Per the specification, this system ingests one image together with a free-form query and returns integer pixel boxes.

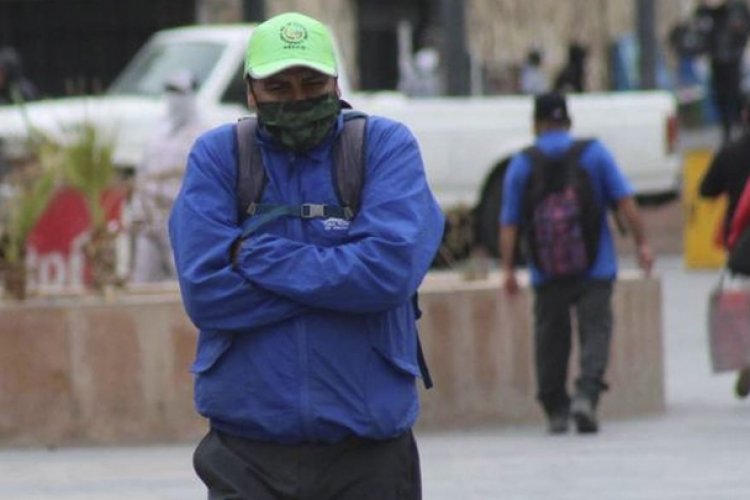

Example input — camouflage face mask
[256,93,341,152]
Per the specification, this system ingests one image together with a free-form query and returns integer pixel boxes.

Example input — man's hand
[617,197,654,277]
[636,243,654,276]
[499,225,520,295]
[503,269,520,296]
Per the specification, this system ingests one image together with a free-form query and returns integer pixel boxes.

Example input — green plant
[44,122,120,291]
[0,163,57,265]
[55,122,117,229]
[0,158,58,300]
[1,98,122,294]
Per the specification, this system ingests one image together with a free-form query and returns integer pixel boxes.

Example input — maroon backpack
[521,140,601,278]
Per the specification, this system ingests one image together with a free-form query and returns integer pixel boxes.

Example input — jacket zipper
[288,152,314,440]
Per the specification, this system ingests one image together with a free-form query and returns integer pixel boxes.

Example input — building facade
[0,0,697,97]
[197,0,695,92]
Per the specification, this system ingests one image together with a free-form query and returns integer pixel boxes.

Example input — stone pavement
[1,256,749,500]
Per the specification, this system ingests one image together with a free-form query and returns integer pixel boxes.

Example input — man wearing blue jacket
[169,12,444,500]
[499,93,653,435]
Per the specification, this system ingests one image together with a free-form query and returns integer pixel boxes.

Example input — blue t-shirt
[499,130,633,285]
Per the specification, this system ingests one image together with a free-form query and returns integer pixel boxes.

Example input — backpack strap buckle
[300,203,326,218]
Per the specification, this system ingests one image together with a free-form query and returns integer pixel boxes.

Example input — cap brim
[247,59,338,79]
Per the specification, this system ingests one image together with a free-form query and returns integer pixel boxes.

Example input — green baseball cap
[245,12,338,79]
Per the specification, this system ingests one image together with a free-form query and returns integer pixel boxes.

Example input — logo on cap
[279,22,308,47]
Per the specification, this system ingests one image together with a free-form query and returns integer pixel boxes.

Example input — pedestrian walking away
[692,0,750,143]
[700,96,750,246]
[700,96,750,398]
[168,12,444,500]
[553,43,587,93]
[519,48,549,95]
[0,46,39,105]
[499,92,654,435]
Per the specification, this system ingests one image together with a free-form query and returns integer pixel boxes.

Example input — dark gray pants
[193,428,421,500]
[533,279,614,416]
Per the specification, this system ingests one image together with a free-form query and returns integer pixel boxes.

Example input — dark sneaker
[735,368,750,399]
[547,412,569,435]
[571,397,598,434]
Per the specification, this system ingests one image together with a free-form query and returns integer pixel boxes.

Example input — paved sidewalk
[1,256,749,499]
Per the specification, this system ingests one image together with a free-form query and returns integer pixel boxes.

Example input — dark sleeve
[699,150,728,198]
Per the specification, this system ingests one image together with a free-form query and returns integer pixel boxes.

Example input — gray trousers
[533,279,614,416]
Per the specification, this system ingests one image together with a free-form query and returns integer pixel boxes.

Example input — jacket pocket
[365,308,420,436]
[368,305,421,378]
[191,330,234,374]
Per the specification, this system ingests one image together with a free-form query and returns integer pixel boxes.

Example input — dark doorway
[356,0,435,91]
[0,0,195,98]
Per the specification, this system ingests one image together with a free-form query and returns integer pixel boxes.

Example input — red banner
[26,186,127,288]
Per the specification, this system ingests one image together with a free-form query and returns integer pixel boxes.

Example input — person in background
[700,97,750,246]
[399,46,442,97]
[726,179,750,398]
[700,96,750,398]
[169,12,443,499]
[668,17,707,90]
[499,92,653,435]
[519,48,549,95]
[0,47,38,105]
[553,43,588,93]
[693,0,750,142]
[129,70,206,283]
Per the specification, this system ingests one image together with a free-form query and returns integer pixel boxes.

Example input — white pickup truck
[0,24,681,256]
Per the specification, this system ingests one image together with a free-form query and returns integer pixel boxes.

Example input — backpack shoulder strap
[333,110,368,218]
[335,110,433,389]
[525,139,592,166]
[235,112,366,238]
[566,138,594,160]
[235,116,267,218]
[523,144,547,166]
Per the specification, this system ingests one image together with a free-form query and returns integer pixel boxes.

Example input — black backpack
[521,140,601,279]
[234,111,433,388]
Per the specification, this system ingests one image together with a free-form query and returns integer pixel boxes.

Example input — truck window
[108,41,223,96]
[222,65,247,106]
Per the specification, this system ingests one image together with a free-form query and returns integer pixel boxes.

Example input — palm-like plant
[0,158,57,299]
[2,85,122,296]
[1,166,56,264]
[56,123,116,230]
[48,122,120,291]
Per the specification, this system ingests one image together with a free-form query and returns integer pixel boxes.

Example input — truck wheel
[475,160,525,264]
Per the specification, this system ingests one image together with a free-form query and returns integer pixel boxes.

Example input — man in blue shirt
[169,12,443,499]
[499,92,653,435]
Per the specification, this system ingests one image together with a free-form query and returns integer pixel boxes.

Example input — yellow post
[683,149,727,268]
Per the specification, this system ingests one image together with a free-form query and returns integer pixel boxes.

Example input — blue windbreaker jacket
[169,113,445,444]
